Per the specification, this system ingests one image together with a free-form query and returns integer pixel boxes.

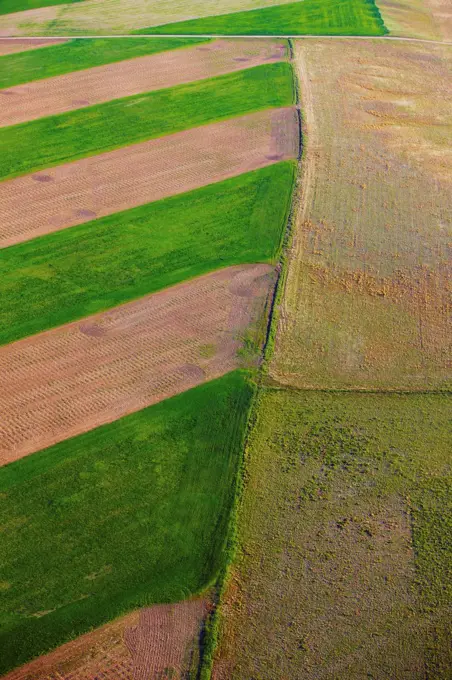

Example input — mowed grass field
[145,0,387,36]
[214,389,451,678]
[0,37,207,88]
[0,371,254,674]
[0,162,295,345]
[0,61,294,180]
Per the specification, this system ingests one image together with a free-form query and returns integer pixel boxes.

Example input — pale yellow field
[378,0,452,41]
[272,39,452,391]
[0,0,296,36]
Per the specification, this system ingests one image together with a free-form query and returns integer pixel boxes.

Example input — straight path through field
[0,108,297,247]
[0,263,273,465]
[0,38,287,127]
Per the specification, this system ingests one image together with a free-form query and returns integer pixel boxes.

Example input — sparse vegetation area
[213,389,451,678]
[0,371,254,675]
[145,0,387,36]
[0,162,295,344]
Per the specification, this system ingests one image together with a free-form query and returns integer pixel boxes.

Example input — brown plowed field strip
[0,38,67,56]
[0,39,287,128]
[4,598,208,680]
[0,107,297,248]
[0,264,274,465]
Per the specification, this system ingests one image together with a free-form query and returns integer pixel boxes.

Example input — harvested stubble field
[272,39,452,391]
[0,108,297,246]
[378,0,452,40]
[0,60,294,181]
[213,389,452,679]
[5,599,208,680]
[0,0,298,35]
[0,371,253,674]
[0,162,295,344]
[0,39,288,127]
[0,263,274,464]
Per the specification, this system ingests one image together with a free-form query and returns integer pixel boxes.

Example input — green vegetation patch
[0,0,82,16]
[215,388,451,676]
[0,162,295,345]
[141,0,387,36]
[0,371,254,674]
[0,61,294,181]
[0,38,209,89]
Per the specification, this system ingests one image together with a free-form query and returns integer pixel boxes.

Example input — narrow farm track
[0,38,287,127]
[4,599,208,680]
[0,263,274,465]
[0,107,298,247]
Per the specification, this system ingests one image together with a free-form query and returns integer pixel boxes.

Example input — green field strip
[0,162,295,346]
[0,370,254,674]
[140,0,388,36]
[0,0,82,16]
[0,61,293,182]
[0,38,209,90]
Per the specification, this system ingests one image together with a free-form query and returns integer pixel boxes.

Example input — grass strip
[0,37,209,89]
[0,61,293,181]
[140,0,387,36]
[0,0,82,16]
[0,370,255,675]
[0,162,296,345]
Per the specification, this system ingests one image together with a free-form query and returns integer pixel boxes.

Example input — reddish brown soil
[0,39,287,127]
[0,107,298,247]
[0,264,274,464]
[0,38,67,56]
[4,598,208,680]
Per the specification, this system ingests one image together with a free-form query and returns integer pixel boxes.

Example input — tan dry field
[0,263,274,465]
[0,0,296,36]
[5,599,208,680]
[0,39,288,128]
[378,0,452,41]
[0,107,298,247]
[0,38,67,55]
[272,39,452,391]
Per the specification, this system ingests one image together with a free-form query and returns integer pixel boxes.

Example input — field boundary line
[2,35,451,44]
[197,39,303,679]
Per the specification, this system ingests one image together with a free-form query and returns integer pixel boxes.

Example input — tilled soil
[3,599,208,680]
[0,107,298,247]
[0,39,287,127]
[0,38,68,56]
[0,264,274,465]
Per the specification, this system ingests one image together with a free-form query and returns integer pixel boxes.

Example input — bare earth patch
[0,38,288,128]
[0,38,67,56]
[4,598,208,680]
[0,263,274,464]
[0,107,298,247]
[0,0,296,36]
[272,40,452,391]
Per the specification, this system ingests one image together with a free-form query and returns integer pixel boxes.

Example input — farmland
[0,37,298,676]
[272,39,452,391]
[214,389,451,678]
[0,0,388,36]
[0,371,253,674]
[0,6,450,680]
